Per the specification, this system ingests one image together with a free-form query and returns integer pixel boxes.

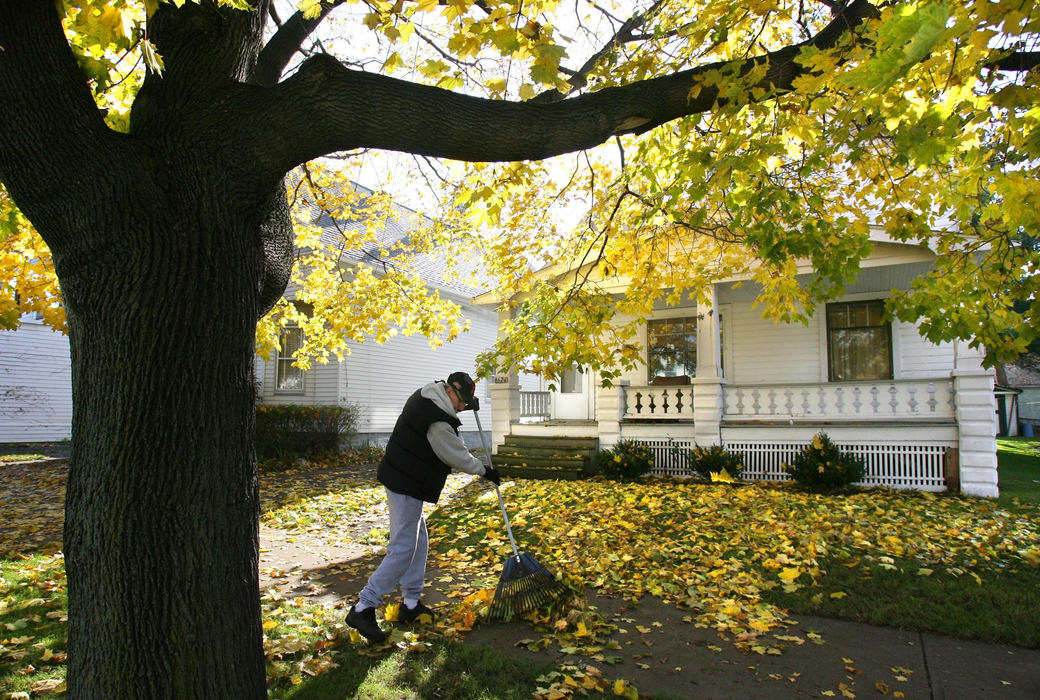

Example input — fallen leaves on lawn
[426,478,1040,656]
[4,460,1040,698]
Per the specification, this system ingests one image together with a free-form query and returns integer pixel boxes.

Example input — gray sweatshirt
[420,381,488,476]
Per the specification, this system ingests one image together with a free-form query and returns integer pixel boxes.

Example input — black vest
[378,388,462,503]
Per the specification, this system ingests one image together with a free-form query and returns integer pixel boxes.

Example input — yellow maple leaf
[778,567,801,583]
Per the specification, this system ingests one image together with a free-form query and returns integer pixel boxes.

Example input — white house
[256,184,497,447]
[478,231,1000,497]
[0,313,72,443]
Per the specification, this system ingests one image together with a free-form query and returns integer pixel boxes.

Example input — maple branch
[260,0,877,171]
[255,0,351,86]
[990,51,1040,73]
[537,0,669,101]
[256,0,496,86]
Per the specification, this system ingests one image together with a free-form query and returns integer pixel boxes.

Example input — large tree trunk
[0,3,281,694]
[57,184,271,696]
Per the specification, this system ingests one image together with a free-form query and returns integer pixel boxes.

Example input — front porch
[490,369,994,495]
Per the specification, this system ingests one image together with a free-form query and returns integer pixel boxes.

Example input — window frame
[826,299,894,382]
[646,315,698,385]
[275,326,307,394]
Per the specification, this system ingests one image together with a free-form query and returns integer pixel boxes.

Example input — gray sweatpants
[357,487,428,609]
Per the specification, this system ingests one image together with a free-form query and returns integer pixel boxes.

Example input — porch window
[648,317,697,385]
[276,327,306,393]
[827,300,893,382]
[561,367,583,393]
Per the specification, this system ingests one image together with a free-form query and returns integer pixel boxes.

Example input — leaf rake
[474,411,570,622]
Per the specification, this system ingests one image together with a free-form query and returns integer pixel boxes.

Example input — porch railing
[520,390,551,420]
[621,384,696,420]
[723,379,956,421]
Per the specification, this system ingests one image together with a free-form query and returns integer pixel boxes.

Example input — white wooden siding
[897,321,954,378]
[258,305,498,436]
[0,321,72,442]
[725,303,822,384]
[342,306,498,434]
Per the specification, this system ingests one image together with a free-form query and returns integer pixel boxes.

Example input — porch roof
[471,228,942,306]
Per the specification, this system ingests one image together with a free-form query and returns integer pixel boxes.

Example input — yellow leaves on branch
[256,164,474,366]
[0,191,64,332]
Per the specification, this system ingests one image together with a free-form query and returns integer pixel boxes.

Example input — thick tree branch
[255,0,351,86]
[991,51,1040,73]
[260,0,877,168]
[0,1,116,238]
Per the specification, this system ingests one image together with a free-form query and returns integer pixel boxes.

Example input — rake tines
[487,552,570,621]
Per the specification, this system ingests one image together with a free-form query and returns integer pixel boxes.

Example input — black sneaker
[346,605,387,642]
[399,600,436,624]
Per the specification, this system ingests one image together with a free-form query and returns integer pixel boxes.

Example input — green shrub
[593,440,654,481]
[785,433,865,492]
[255,403,362,459]
[682,443,745,481]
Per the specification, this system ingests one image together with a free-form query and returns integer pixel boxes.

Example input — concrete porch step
[496,464,585,481]
[492,434,599,479]
[494,454,586,469]
[500,435,599,451]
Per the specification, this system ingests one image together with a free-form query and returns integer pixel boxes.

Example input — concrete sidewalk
[462,593,1040,699]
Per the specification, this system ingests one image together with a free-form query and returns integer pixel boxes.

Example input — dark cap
[447,371,477,408]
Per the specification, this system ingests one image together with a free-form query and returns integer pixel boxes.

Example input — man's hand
[483,464,501,485]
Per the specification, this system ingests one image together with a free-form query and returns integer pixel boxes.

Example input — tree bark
[0,3,278,696]
[60,187,268,698]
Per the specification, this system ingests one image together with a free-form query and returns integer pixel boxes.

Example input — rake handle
[474,409,521,560]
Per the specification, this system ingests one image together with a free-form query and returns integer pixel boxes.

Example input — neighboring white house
[0,313,72,443]
[478,231,1000,497]
[256,184,497,447]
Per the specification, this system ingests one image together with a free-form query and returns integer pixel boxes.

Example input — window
[276,327,305,392]
[561,367,582,393]
[827,300,892,381]
[648,317,697,385]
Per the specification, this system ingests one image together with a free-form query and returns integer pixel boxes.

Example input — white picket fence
[631,438,950,491]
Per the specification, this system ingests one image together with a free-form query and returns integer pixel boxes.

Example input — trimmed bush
[255,403,361,459]
[593,440,654,482]
[785,433,865,492]
[683,443,745,481]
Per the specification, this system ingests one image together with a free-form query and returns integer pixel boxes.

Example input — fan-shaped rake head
[487,552,570,622]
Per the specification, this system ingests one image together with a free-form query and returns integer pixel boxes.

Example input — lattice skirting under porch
[632,439,951,491]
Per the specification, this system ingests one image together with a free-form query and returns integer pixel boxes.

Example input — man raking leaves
[346,372,501,643]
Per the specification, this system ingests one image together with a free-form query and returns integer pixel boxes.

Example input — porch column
[693,287,725,446]
[487,306,520,452]
[952,340,998,498]
[489,374,519,452]
[597,380,626,450]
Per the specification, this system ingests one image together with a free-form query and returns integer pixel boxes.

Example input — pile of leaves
[427,479,1040,651]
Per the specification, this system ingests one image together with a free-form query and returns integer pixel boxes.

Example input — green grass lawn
[997,437,1040,505]
[764,437,1040,646]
